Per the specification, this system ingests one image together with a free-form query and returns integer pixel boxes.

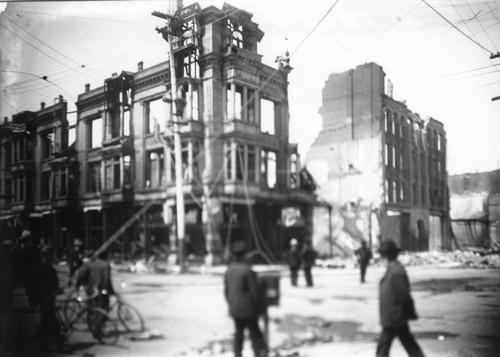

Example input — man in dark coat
[300,240,318,287]
[376,239,426,357]
[35,245,63,352]
[67,238,84,286]
[76,250,114,310]
[224,241,265,357]
[355,240,372,283]
[17,230,41,308]
[287,238,301,287]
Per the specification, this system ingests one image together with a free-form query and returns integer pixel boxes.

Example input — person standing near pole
[224,241,266,357]
[355,240,372,283]
[287,238,301,287]
[376,239,426,357]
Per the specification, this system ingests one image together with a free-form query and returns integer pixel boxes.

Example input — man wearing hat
[376,239,425,357]
[67,238,84,286]
[18,230,41,307]
[224,240,266,357]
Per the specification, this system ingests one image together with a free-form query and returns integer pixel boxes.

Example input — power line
[0,13,101,81]
[421,0,496,55]
[292,0,342,55]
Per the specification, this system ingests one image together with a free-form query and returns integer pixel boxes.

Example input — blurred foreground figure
[224,241,266,357]
[376,239,426,357]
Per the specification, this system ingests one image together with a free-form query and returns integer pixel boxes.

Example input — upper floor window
[89,117,102,149]
[104,156,121,191]
[261,150,277,189]
[41,130,55,160]
[146,98,168,134]
[289,153,298,189]
[2,143,12,168]
[226,19,243,48]
[225,141,257,183]
[87,161,101,193]
[145,149,165,188]
[260,99,275,135]
[53,168,67,198]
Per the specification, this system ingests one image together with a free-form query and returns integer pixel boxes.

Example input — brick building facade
[0,3,318,263]
[306,63,450,252]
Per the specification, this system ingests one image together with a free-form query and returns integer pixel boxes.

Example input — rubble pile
[398,250,500,269]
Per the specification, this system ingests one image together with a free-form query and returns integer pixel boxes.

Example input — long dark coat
[379,260,418,327]
[224,260,261,319]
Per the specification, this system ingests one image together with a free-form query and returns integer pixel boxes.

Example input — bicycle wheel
[63,299,88,331]
[117,302,145,332]
[87,307,119,345]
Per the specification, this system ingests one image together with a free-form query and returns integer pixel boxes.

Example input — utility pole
[152,7,186,272]
[491,52,500,101]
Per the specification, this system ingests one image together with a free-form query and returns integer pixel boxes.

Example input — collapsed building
[0,3,319,263]
[306,63,450,253]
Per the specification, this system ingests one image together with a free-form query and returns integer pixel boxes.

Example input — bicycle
[62,287,144,334]
[57,290,119,345]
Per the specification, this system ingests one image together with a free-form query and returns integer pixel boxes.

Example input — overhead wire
[0,13,102,81]
[421,0,496,55]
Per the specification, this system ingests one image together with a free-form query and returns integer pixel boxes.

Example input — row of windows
[384,109,445,152]
[84,142,295,194]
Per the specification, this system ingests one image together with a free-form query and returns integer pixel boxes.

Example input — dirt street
[19,264,500,357]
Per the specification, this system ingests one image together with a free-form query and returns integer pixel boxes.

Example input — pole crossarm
[93,199,161,258]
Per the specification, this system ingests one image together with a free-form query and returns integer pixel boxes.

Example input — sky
[0,0,499,175]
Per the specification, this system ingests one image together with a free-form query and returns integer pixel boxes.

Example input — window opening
[260,99,275,134]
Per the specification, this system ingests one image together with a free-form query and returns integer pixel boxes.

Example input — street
[38,263,500,357]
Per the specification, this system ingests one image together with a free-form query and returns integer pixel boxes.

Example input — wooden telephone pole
[152,7,186,272]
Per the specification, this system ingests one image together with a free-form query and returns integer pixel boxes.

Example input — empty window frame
[147,98,169,134]
[41,171,51,201]
[104,156,121,191]
[41,130,55,159]
[146,149,165,188]
[87,161,101,193]
[260,99,275,135]
[53,168,67,198]
[289,153,298,188]
[261,150,277,188]
[226,19,244,48]
[89,117,102,149]
[180,82,200,121]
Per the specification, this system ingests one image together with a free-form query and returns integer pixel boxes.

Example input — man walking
[287,238,301,287]
[355,240,372,283]
[376,239,426,357]
[224,241,266,357]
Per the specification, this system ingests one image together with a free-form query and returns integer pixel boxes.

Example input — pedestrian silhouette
[301,241,318,287]
[355,240,372,283]
[224,241,266,357]
[376,239,426,357]
[287,238,301,287]
[35,245,64,352]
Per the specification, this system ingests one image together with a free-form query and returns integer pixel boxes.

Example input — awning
[0,214,16,221]
[30,211,51,218]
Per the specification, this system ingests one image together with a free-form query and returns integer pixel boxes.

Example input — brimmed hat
[74,238,83,246]
[378,239,401,255]
[19,230,33,240]
[290,238,298,246]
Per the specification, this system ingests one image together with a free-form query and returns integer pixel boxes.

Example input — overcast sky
[1,0,499,175]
